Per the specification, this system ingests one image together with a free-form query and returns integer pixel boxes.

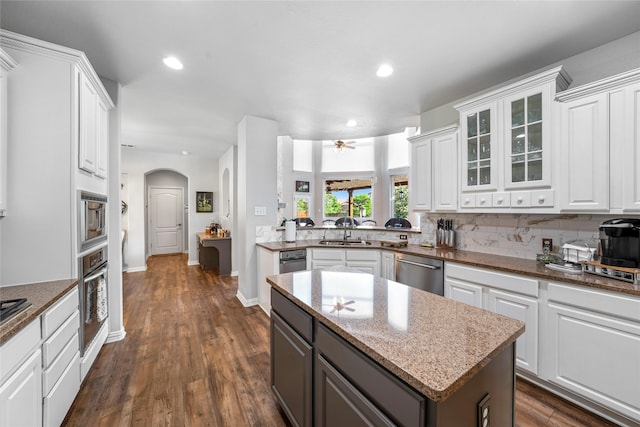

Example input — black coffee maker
[599,218,640,268]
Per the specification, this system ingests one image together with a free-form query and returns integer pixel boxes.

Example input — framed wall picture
[295,180,310,193]
[196,191,213,213]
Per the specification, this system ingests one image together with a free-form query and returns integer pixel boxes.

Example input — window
[324,178,373,220]
[391,175,408,219]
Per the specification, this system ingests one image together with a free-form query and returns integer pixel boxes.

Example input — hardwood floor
[63,254,616,426]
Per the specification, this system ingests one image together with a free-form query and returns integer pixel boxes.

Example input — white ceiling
[2,1,640,159]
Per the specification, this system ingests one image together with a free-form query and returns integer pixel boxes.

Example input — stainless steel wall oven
[79,190,107,251]
[79,245,108,356]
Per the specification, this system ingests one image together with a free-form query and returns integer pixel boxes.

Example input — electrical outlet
[478,394,490,427]
[542,238,553,251]
[399,234,408,240]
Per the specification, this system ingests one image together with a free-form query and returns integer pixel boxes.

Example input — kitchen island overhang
[267,267,525,426]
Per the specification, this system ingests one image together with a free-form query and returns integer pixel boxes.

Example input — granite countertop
[267,267,525,402]
[0,279,78,345]
[257,240,640,297]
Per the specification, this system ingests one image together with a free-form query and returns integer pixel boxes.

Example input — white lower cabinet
[444,262,539,375]
[544,281,640,423]
[309,248,380,277]
[380,251,395,281]
[0,349,42,427]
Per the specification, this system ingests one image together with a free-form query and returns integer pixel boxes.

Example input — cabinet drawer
[311,249,345,261]
[475,193,492,208]
[43,352,80,427]
[345,250,378,262]
[460,194,476,208]
[548,282,640,322]
[530,189,554,207]
[42,311,79,367]
[316,323,426,427]
[42,287,79,338]
[0,320,40,383]
[271,289,313,342]
[445,263,539,297]
[492,192,511,207]
[511,191,531,207]
[42,332,79,396]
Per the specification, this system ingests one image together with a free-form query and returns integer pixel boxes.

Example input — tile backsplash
[420,213,629,260]
[257,213,637,261]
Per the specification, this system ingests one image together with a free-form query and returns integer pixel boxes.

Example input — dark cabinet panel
[271,288,313,341]
[315,354,394,427]
[315,323,426,427]
[271,311,313,427]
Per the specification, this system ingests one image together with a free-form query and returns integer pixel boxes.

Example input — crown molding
[0,29,114,108]
[0,48,17,71]
[408,123,459,143]
[454,66,571,112]
[555,67,640,102]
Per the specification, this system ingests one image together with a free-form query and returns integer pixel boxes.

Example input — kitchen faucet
[343,227,351,241]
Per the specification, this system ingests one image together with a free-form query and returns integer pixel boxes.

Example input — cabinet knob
[538,195,545,203]
[497,197,504,204]
[517,197,523,204]
[479,198,486,204]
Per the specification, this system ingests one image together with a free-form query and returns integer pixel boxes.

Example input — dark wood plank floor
[63,253,617,426]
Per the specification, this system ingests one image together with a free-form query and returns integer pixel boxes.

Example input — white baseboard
[187,259,199,266]
[231,270,239,277]
[106,328,126,343]
[125,265,147,273]
[236,290,258,307]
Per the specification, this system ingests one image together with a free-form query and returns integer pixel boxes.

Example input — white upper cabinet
[78,69,98,174]
[95,97,109,179]
[0,48,17,217]
[556,67,640,213]
[408,125,458,212]
[454,66,571,211]
[460,102,498,193]
[622,81,640,212]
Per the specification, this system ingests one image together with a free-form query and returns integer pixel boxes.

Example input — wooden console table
[197,232,232,276]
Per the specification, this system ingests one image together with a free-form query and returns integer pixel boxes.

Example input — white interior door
[149,187,183,255]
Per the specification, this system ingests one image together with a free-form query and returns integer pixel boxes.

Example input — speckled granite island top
[258,240,640,297]
[0,279,77,345]
[267,268,525,402]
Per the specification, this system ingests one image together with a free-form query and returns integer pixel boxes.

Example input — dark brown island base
[267,267,525,427]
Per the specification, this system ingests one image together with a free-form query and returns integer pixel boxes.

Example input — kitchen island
[267,267,525,426]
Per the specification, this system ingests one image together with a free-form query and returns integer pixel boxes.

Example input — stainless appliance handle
[396,259,439,270]
[84,267,108,283]
[600,223,634,228]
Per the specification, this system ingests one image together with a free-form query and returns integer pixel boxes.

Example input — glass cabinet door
[510,93,543,185]
[466,109,492,187]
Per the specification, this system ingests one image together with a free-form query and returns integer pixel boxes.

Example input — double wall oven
[79,245,109,356]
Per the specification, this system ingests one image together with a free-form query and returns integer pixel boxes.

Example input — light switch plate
[255,206,267,216]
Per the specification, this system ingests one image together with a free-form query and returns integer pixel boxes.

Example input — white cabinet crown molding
[0,48,17,71]
[0,29,114,108]
[407,123,459,142]
[454,65,571,112]
[556,67,640,102]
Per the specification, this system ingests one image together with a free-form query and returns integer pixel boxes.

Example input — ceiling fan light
[163,56,183,70]
[376,64,393,77]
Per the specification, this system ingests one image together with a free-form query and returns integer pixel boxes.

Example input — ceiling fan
[334,140,356,151]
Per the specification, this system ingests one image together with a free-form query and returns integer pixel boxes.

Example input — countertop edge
[258,240,640,297]
[0,279,78,345]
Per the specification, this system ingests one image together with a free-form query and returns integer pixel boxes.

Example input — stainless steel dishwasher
[279,249,307,273]
[395,253,444,295]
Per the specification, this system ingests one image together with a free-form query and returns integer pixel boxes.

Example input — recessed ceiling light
[346,120,357,127]
[376,64,393,77]
[163,56,183,70]
[182,150,191,156]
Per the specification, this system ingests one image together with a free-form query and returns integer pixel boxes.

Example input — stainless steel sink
[319,239,372,246]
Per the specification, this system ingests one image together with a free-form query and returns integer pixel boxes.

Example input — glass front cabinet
[455,66,571,210]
